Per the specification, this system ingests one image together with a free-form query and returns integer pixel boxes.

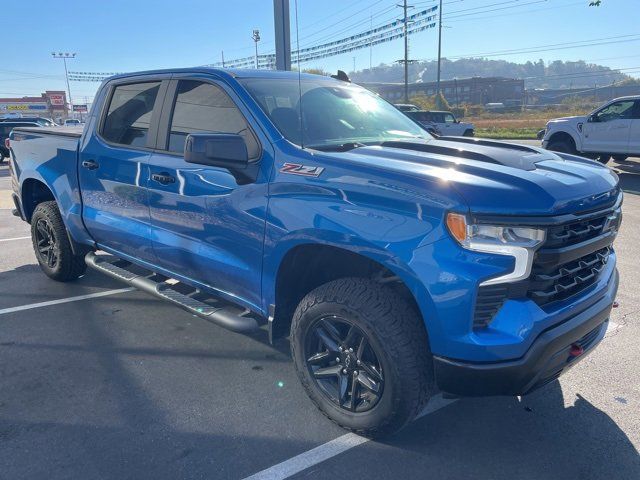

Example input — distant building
[360,77,525,106]
[0,91,68,119]
[527,84,640,106]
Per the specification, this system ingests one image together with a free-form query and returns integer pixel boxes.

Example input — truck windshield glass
[240,77,431,149]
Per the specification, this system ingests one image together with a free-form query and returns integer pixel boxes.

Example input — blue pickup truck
[8,68,621,436]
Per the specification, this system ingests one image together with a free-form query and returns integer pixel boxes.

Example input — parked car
[64,119,82,126]
[0,116,56,127]
[9,68,621,437]
[542,96,640,163]
[405,110,474,137]
[393,103,420,112]
[0,121,40,162]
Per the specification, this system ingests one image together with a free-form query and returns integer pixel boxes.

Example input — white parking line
[0,287,135,316]
[242,395,456,480]
[0,236,30,242]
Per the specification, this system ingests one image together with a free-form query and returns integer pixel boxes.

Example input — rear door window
[165,80,260,159]
[101,82,161,147]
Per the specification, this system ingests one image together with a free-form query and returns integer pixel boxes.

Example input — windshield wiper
[306,142,367,152]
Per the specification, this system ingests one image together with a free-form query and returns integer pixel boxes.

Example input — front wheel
[290,277,434,437]
[547,139,577,155]
[31,201,87,281]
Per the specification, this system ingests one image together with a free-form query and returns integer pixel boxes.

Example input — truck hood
[546,115,586,126]
[322,137,619,216]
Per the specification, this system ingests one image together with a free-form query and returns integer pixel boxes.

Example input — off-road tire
[30,201,87,282]
[463,129,474,137]
[290,277,434,437]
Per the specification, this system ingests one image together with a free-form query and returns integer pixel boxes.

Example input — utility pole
[436,0,443,100]
[51,52,75,115]
[396,0,414,103]
[252,29,261,69]
[353,57,356,73]
[369,15,373,70]
[273,0,291,71]
[221,50,225,68]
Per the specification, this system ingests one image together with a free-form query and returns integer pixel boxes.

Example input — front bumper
[433,268,618,396]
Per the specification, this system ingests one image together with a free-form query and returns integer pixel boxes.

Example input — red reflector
[613,301,619,308]
[569,344,584,357]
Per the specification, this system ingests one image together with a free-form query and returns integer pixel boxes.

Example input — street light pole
[51,52,76,114]
[252,29,261,69]
[436,0,443,100]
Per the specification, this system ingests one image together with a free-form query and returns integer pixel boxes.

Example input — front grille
[528,246,611,306]
[472,201,619,329]
[544,211,613,248]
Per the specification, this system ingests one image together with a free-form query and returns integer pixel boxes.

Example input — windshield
[240,77,431,149]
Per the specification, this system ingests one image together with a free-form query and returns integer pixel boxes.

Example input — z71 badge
[280,163,325,177]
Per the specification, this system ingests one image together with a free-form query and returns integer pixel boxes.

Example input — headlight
[446,213,546,285]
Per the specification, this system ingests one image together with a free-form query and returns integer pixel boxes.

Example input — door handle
[151,172,176,185]
[81,159,99,170]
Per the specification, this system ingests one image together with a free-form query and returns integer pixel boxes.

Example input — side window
[102,82,161,147]
[167,80,260,159]
[633,101,640,119]
[595,100,635,122]
[444,113,456,123]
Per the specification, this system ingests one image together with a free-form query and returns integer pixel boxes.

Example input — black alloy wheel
[34,217,60,269]
[304,315,384,413]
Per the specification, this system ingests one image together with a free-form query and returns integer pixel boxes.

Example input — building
[360,77,525,107]
[0,91,68,119]
[526,83,640,106]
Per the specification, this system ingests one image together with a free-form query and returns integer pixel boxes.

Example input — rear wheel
[463,129,474,137]
[31,201,87,282]
[290,277,434,437]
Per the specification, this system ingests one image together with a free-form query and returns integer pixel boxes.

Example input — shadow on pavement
[613,159,640,195]
[325,380,640,480]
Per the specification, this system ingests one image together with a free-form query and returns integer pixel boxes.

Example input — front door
[80,79,166,262]
[145,77,271,311]
[582,99,634,154]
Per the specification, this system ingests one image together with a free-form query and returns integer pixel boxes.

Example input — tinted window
[444,113,456,123]
[595,100,635,122]
[102,82,160,147]
[167,80,260,158]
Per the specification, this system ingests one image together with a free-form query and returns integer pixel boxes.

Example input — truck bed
[14,125,83,138]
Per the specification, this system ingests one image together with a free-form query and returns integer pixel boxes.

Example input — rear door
[582,99,634,153]
[628,100,640,155]
[79,78,168,262]
[145,76,272,311]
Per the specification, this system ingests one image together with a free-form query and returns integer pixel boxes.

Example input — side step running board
[85,252,260,333]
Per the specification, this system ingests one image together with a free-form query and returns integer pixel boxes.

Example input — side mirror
[588,114,598,123]
[184,133,259,185]
[184,133,249,169]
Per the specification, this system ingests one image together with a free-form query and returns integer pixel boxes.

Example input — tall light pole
[252,29,261,69]
[435,0,443,101]
[51,52,75,113]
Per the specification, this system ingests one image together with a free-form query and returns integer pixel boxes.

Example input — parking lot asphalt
[1,152,639,480]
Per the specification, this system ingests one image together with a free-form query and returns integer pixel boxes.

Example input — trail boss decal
[280,162,325,177]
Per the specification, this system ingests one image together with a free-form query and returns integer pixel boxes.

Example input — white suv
[542,96,640,163]
[405,110,474,137]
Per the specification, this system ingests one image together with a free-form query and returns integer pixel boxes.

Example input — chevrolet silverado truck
[542,96,640,163]
[8,68,621,436]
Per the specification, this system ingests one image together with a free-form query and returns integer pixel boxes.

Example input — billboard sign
[48,94,65,106]
[72,104,88,112]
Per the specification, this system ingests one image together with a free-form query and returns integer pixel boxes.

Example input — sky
[2,0,639,103]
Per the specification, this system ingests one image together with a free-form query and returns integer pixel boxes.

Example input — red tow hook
[569,344,584,357]
[613,301,619,308]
